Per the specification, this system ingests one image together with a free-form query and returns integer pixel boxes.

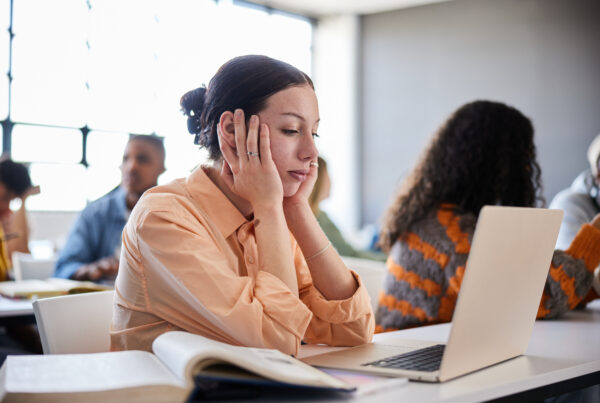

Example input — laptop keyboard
[362,344,445,372]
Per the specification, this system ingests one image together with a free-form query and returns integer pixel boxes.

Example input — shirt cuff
[254,270,313,339]
[301,270,373,324]
[565,224,600,271]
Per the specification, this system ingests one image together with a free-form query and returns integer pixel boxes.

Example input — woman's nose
[301,134,318,160]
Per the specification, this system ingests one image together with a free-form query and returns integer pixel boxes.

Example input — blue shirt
[54,187,129,279]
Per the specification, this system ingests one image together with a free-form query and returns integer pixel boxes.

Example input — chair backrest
[11,252,57,281]
[341,256,387,313]
[32,290,114,354]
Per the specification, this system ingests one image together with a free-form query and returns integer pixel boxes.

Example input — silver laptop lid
[439,206,563,381]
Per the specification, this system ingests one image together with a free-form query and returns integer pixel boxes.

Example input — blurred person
[54,135,165,281]
[309,156,384,260]
[0,158,40,280]
[376,100,600,333]
[0,158,42,362]
[550,134,600,249]
[550,134,600,303]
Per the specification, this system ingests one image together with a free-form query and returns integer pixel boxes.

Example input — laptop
[303,206,563,382]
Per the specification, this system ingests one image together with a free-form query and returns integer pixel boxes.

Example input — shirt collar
[185,166,247,239]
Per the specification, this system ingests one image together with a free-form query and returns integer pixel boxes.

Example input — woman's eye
[312,132,320,138]
[282,129,299,135]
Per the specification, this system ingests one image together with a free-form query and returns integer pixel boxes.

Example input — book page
[0,279,110,299]
[5,351,185,393]
[152,331,351,390]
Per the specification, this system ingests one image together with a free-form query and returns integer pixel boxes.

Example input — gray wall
[361,0,600,225]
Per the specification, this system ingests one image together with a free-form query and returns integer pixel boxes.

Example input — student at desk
[0,158,39,280]
[111,55,374,356]
[376,100,600,332]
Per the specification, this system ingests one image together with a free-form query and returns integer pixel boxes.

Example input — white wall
[361,0,600,225]
[28,210,78,253]
[312,15,363,239]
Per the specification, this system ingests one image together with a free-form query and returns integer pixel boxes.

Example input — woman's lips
[289,170,308,182]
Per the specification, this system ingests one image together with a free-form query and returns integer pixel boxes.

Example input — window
[4,0,313,211]
[0,0,9,122]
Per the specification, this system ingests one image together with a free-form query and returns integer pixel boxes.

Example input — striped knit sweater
[376,204,600,333]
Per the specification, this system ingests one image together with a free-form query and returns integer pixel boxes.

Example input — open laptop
[304,206,563,382]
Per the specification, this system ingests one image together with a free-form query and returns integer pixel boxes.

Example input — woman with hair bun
[110,55,374,355]
[376,100,600,333]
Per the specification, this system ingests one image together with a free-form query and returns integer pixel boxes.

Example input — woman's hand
[283,159,318,213]
[219,109,283,212]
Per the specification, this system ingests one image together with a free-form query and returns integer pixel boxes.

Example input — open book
[0,278,111,299]
[0,331,355,402]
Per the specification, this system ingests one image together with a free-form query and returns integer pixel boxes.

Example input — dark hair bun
[180,86,207,136]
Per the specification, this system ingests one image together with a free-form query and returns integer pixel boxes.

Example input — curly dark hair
[378,100,545,252]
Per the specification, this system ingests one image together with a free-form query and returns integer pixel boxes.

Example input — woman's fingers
[233,109,248,165]
[246,115,260,163]
[259,123,272,163]
[219,129,239,175]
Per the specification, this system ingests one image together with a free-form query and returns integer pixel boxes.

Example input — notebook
[303,206,563,382]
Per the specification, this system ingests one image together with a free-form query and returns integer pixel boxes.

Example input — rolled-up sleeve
[294,245,375,346]
[133,208,314,356]
[537,224,600,318]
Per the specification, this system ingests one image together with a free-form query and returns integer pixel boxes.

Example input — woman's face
[257,84,319,197]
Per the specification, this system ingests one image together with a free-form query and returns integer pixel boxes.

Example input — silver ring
[247,151,260,157]
[310,161,319,168]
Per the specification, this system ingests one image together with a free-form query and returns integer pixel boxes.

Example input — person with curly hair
[110,55,374,355]
[376,100,600,332]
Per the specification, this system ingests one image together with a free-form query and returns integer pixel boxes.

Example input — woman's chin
[283,184,301,198]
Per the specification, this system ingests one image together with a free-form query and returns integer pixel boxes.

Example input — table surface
[295,299,600,403]
[0,296,34,318]
[1,293,598,402]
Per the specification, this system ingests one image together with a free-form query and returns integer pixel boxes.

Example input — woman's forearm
[284,203,357,300]
[254,205,299,296]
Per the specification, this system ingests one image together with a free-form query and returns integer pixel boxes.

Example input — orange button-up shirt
[110,167,374,355]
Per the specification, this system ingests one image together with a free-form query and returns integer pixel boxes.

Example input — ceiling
[245,0,453,18]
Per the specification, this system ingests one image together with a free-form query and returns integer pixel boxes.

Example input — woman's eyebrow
[280,112,320,124]
[280,112,304,121]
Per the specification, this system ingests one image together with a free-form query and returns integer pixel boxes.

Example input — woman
[308,156,384,260]
[110,55,374,355]
[0,158,39,280]
[376,100,600,332]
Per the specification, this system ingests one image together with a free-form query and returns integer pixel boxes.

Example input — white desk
[0,297,33,319]
[296,300,600,402]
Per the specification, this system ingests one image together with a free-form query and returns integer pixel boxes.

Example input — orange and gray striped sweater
[376,204,600,333]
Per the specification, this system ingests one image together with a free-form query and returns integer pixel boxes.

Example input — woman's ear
[218,111,236,150]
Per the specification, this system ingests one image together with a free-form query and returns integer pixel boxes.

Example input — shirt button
[247,256,254,264]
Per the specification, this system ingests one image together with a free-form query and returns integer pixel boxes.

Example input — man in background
[54,135,165,281]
